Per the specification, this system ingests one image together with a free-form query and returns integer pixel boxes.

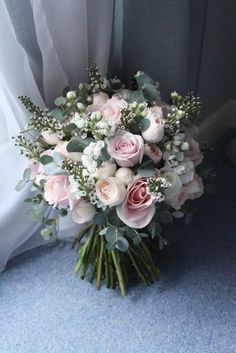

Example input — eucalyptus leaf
[54,96,66,106]
[39,155,54,165]
[63,123,78,136]
[15,179,27,192]
[50,108,65,122]
[52,152,65,163]
[100,146,110,161]
[127,90,145,103]
[137,159,155,177]
[23,168,31,182]
[66,140,83,153]
[116,237,129,252]
[135,72,152,86]
[93,213,106,225]
[142,82,159,101]
[26,209,44,222]
[139,118,150,132]
[43,162,65,175]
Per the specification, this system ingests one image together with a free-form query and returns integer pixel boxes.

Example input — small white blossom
[67,91,76,99]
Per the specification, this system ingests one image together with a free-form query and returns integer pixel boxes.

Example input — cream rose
[95,177,126,206]
[96,160,117,178]
[41,129,60,145]
[72,199,96,224]
[142,107,165,143]
[115,167,134,186]
[160,167,182,200]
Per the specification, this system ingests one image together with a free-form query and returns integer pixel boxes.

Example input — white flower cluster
[163,133,189,167]
[147,177,171,202]
[82,140,105,176]
[71,111,117,140]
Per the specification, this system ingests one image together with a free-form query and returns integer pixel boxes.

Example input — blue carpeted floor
[1,140,236,353]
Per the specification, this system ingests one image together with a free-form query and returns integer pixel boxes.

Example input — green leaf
[135,72,152,86]
[15,179,27,192]
[26,209,44,222]
[39,155,54,165]
[93,213,106,225]
[52,152,64,163]
[23,168,31,182]
[54,96,66,106]
[63,123,78,136]
[100,145,110,161]
[32,200,45,210]
[116,237,129,252]
[46,219,57,226]
[127,90,145,103]
[50,108,65,121]
[66,140,83,153]
[43,162,64,175]
[142,82,159,101]
[99,227,109,236]
[137,159,155,177]
[139,118,150,132]
[24,197,33,203]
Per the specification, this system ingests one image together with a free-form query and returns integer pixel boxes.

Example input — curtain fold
[0,0,114,271]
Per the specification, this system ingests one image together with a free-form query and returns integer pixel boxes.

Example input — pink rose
[144,143,162,164]
[116,176,156,228]
[44,175,69,207]
[107,132,144,167]
[95,177,126,206]
[184,137,203,166]
[100,95,128,123]
[185,173,204,200]
[142,106,165,143]
[93,92,109,105]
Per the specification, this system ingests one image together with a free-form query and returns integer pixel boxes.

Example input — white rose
[95,177,126,206]
[72,200,96,224]
[97,160,117,178]
[142,107,165,143]
[115,167,134,186]
[41,129,60,145]
[160,167,182,200]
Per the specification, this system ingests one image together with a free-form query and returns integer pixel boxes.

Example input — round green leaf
[39,155,54,165]
[54,96,66,106]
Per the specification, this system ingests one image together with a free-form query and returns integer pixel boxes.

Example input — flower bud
[115,167,134,186]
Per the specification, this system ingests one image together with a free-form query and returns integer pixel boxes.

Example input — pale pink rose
[72,199,96,224]
[116,176,156,229]
[54,141,70,159]
[107,132,144,167]
[142,106,165,143]
[95,177,126,206]
[185,173,204,200]
[165,187,188,210]
[184,137,203,166]
[144,144,162,164]
[93,92,109,105]
[44,175,69,207]
[100,95,128,123]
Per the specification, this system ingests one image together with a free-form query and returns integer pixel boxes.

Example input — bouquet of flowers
[14,65,204,295]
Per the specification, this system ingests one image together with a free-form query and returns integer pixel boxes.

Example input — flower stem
[104,249,110,288]
[140,242,160,279]
[97,235,104,290]
[111,249,126,296]
[127,249,149,286]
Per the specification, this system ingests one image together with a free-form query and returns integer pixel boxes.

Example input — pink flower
[107,132,144,167]
[72,199,96,224]
[116,176,156,228]
[142,106,165,143]
[144,144,162,164]
[95,177,126,206]
[184,137,203,166]
[93,92,109,105]
[44,175,69,207]
[54,141,70,159]
[185,173,204,200]
[100,95,127,123]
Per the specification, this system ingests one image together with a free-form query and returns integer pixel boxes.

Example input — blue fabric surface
[1,143,236,353]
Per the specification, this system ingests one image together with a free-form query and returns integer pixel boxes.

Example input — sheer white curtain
[0,0,114,271]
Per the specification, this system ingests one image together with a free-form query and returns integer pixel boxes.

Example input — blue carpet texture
[1,140,236,353]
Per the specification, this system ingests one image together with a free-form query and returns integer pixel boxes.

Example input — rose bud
[72,199,96,224]
[115,167,134,186]
[142,107,165,143]
[97,160,117,178]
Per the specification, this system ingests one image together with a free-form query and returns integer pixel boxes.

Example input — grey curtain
[109,0,236,120]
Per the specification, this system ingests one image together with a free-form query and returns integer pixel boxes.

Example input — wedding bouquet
[14,65,204,295]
